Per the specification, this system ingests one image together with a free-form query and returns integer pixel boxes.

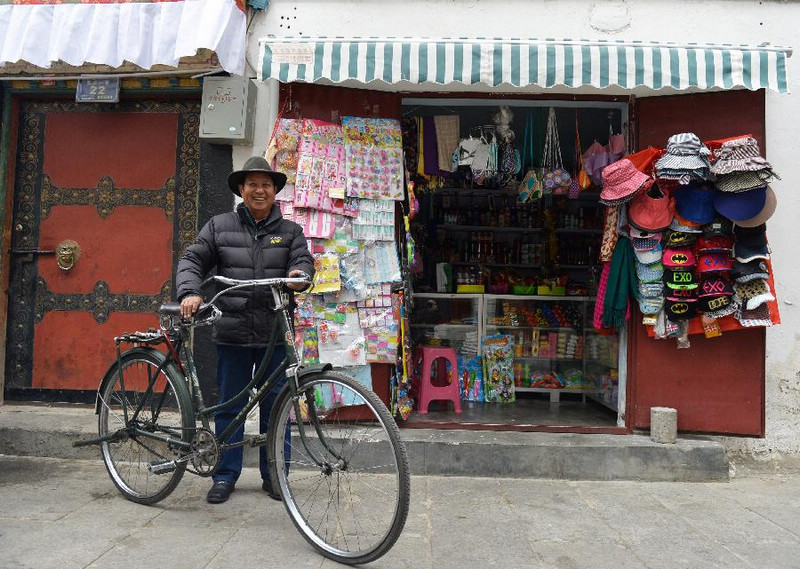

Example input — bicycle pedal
[247,434,269,447]
[147,459,177,475]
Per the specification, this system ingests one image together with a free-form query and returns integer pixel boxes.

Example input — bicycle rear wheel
[268,370,410,565]
[97,347,193,505]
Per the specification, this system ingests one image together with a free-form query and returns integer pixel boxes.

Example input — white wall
[239,0,800,457]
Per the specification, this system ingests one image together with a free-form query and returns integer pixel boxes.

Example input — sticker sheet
[312,253,342,293]
[295,119,347,212]
[317,310,366,367]
[364,241,401,284]
[352,198,396,241]
[342,117,404,200]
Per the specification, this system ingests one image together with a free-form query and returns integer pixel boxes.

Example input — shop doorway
[3,100,200,402]
[403,99,628,432]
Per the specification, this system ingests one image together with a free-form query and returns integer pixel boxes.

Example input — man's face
[239,172,276,220]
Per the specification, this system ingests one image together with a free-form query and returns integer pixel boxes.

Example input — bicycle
[74,275,411,565]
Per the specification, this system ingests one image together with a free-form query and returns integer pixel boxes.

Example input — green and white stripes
[259,38,790,93]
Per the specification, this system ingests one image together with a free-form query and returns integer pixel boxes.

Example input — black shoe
[262,480,282,501]
[206,481,235,504]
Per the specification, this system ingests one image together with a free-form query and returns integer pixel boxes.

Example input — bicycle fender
[296,363,333,380]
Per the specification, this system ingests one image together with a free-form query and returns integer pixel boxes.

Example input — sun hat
[599,159,652,205]
[227,155,288,196]
[696,234,733,253]
[730,259,770,283]
[713,185,767,221]
[674,181,718,224]
[664,230,697,247]
[734,279,775,311]
[666,133,711,156]
[697,253,733,274]
[662,248,696,269]
[715,169,777,193]
[628,183,676,232]
[664,268,698,290]
[636,260,664,283]
[664,296,698,320]
[710,137,773,175]
[733,185,777,228]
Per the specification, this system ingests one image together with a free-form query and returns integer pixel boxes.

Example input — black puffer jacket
[176,203,315,346]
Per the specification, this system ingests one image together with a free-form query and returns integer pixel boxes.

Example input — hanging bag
[573,110,592,195]
[517,112,543,202]
[542,108,571,195]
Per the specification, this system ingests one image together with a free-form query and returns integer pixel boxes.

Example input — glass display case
[409,293,620,413]
[482,295,619,409]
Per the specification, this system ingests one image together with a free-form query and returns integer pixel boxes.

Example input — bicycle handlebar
[199,275,312,312]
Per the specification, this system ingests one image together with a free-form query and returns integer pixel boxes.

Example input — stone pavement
[1,455,799,569]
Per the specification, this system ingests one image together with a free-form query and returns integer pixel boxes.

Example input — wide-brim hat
[227,155,288,196]
[713,186,767,221]
[628,184,676,232]
[733,185,777,228]
[655,154,711,173]
[600,159,652,204]
[715,169,777,193]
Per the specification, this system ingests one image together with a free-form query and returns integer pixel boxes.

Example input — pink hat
[599,159,652,205]
[628,184,676,232]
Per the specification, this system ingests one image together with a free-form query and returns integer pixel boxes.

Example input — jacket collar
[237,202,282,231]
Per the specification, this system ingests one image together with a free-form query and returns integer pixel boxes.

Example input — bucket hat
[710,136,773,175]
[628,183,675,232]
[599,159,652,205]
[713,186,767,221]
[227,155,288,196]
[733,185,777,228]
[715,169,777,193]
[674,182,717,224]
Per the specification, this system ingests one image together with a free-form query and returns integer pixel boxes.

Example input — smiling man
[176,155,314,504]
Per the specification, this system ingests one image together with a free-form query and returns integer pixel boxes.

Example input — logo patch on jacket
[269,236,283,245]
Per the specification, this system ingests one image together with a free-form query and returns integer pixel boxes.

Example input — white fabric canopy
[0,0,246,75]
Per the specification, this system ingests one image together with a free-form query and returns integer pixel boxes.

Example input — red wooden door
[631,90,766,435]
[5,100,199,399]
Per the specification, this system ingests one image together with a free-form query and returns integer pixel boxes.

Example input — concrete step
[0,404,729,482]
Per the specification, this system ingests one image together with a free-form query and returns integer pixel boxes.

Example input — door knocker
[56,239,81,271]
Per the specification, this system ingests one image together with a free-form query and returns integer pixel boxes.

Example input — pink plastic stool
[415,346,462,414]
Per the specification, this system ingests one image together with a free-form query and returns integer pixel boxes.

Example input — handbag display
[517,111,542,203]
[542,108,571,195]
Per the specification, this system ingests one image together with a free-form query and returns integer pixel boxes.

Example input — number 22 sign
[76,78,120,103]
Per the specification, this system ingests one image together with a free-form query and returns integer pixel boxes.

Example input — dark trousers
[213,344,290,485]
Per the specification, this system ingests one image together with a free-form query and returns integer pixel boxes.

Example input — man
[177,156,314,504]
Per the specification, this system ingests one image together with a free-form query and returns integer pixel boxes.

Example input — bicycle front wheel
[97,347,193,505]
[268,370,410,565]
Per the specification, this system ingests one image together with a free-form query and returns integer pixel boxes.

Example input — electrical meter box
[200,77,257,145]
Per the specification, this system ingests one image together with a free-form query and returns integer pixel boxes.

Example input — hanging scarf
[593,261,612,331]
[602,237,637,329]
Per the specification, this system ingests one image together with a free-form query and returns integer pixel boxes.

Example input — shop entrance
[3,100,200,401]
[403,99,628,432]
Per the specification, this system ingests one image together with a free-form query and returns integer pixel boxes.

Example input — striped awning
[259,38,791,93]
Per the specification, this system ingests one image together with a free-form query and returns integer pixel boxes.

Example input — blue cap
[713,186,767,221]
[674,182,717,224]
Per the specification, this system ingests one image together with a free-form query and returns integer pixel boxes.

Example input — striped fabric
[259,38,790,93]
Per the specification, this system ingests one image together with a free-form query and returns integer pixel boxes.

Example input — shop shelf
[438,224,542,233]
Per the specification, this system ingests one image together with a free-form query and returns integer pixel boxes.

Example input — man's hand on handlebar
[287,270,311,291]
[180,295,203,319]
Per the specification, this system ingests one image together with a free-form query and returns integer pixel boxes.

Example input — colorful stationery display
[342,116,404,200]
